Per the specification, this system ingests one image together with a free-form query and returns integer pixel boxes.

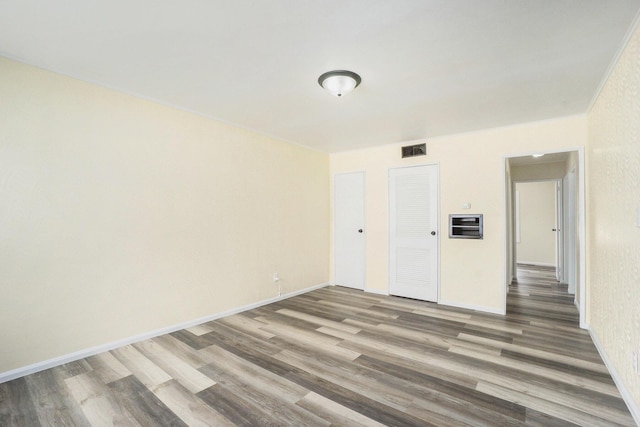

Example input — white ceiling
[1,1,639,152]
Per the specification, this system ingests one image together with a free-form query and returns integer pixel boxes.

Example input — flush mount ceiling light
[318,70,361,97]
[532,153,545,158]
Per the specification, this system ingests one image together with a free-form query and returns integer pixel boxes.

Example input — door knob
[358,229,363,233]
[431,231,436,236]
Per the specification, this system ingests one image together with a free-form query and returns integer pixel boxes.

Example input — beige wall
[330,115,587,313]
[511,161,566,181]
[0,58,329,374]
[587,21,640,412]
[515,181,557,266]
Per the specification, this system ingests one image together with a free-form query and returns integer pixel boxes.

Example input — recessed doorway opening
[504,149,585,328]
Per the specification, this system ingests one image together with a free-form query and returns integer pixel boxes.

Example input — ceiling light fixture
[318,70,361,97]
[532,153,544,158]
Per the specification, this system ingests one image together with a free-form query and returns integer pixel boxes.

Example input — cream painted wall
[587,20,640,413]
[330,115,587,313]
[511,161,566,181]
[515,181,556,266]
[0,58,329,373]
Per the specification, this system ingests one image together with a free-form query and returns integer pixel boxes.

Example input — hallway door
[555,181,563,282]
[564,169,577,293]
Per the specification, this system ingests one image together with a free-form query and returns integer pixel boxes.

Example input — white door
[334,172,365,290]
[555,181,563,282]
[389,165,438,301]
[564,169,576,293]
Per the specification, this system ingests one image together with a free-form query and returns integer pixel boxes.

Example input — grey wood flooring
[0,265,635,426]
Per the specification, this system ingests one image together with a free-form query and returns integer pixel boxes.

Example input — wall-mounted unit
[449,214,483,239]
[401,143,426,158]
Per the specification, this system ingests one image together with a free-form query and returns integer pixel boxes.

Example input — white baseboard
[329,283,388,296]
[0,282,329,384]
[589,327,640,425]
[438,299,506,316]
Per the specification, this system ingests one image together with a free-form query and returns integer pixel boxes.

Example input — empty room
[1,1,639,426]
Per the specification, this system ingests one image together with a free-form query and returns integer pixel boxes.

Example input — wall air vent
[401,143,426,158]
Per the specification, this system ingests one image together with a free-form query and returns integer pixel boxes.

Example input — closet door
[389,165,438,301]
[334,172,365,290]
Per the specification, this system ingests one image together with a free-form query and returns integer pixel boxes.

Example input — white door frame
[503,148,586,329]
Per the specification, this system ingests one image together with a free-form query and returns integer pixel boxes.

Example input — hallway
[508,264,578,327]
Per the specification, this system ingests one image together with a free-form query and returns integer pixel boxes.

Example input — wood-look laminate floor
[0,265,635,426]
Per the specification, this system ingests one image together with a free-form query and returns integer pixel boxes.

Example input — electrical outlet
[273,272,279,283]
[633,352,638,374]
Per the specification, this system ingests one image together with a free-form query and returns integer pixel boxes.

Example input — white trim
[587,9,640,113]
[516,261,556,268]
[0,282,329,384]
[364,288,389,296]
[589,328,640,425]
[438,299,506,316]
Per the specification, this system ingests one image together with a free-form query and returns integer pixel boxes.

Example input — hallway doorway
[514,181,557,269]
[504,149,586,328]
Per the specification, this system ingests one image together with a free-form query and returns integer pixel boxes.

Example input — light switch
[462,203,471,210]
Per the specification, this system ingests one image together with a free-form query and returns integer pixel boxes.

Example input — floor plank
[0,378,42,427]
[64,371,140,426]
[108,375,187,426]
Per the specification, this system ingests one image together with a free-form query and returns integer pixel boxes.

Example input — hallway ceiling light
[318,70,361,97]
[532,153,544,158]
